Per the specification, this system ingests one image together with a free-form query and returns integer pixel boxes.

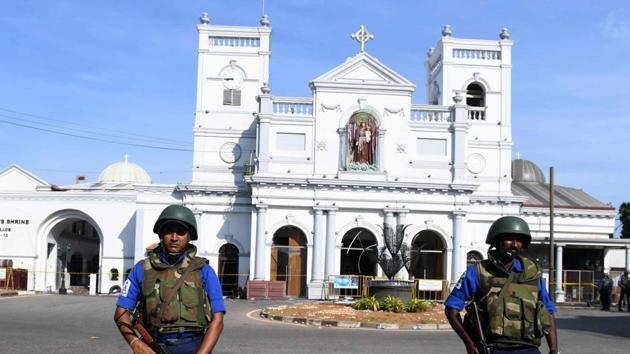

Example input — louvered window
[223,89,241,106]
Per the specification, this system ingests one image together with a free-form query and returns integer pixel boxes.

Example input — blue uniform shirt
[445,259,557,314]
[116,252,226,314]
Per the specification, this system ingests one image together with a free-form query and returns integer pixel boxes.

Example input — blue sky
[1,1,628,217]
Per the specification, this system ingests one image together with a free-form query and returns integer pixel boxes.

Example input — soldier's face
[159,222,190,254]
[498,235,524,253]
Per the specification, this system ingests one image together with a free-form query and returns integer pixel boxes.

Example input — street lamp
[58,243,71,295]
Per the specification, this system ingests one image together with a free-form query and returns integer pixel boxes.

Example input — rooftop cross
[351,25,374,53]
[124,153,129,163]
[515,152,522,160]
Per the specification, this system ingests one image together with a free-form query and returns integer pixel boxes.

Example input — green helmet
[486,216,531,247]
[153,204,198,240]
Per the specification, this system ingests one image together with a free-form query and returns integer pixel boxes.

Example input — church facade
[0,14,626,301]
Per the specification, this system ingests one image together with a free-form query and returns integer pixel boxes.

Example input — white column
[555,244,565,303]
[253,205,268,280]
[451,211,466,286]
[395,210,409,279]
[384,210,394,228]
[311,209,325,283]
[308,208,326,299]
[133,209,147,264]
[324,209,337,279]
[625,246,630,272]
[378,129,387,172]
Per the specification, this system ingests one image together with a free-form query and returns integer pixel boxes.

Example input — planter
[368,279,414,302]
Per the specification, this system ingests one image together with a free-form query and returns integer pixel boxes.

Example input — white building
[0,14,627,301]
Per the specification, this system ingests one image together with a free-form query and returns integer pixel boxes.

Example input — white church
[1,13,627,301]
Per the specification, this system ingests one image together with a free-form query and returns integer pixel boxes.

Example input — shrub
[381,296,405,313]
[351,296,380,311]
[405,298,431,313]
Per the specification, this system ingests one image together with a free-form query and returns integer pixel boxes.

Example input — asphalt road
[1,294,629,353]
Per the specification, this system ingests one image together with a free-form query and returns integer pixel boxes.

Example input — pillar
[451,211,466,286]
[308,208,326,299]
[555,244,565,303]
[324,209,337,279]
[626,246,630,272]
[253,204,267,280]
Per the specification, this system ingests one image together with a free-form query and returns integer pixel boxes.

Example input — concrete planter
[367,279,414,302]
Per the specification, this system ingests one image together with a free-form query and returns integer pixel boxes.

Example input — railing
[467,106,486,121]
[410,104,452,122]
[272,97,313,117]
[209,36,260,47]
[453,49,501,60]
[325,275,372,299]
[413,279,450,301]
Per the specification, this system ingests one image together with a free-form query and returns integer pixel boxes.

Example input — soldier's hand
[465,339,480,354]
[131,339,156,354]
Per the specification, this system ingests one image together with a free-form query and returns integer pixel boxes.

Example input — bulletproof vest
[140,245,213,333]
[475,253,553,348]
[621,275,630,288]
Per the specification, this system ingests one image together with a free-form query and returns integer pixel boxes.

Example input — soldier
[444,216,559,354]
[114,205,225,354]
[618,270,630,312]
[597,273,613,311]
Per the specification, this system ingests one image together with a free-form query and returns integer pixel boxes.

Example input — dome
[512,159,545,183]
[98,155,151,184]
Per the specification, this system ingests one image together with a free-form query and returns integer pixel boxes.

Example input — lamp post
[58,243,70,295]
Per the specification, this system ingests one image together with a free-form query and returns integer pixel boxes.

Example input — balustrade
[410,105,452,122]
[272,98,313,117]
[467,107,486,120]
[209,37,260,47]
[453,49,500,60]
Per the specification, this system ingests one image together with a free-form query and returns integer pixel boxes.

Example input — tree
[620,202,630,239]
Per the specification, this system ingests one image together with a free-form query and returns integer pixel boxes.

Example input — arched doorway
[46,218,101,292]
[340,228,378,276]
[271,226,307,297]
[410,231,445,279]
[218,243,239,297]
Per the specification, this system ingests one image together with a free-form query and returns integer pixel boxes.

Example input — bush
[351,296,380,311]
[405,298,431,313]
[381,296,405,313]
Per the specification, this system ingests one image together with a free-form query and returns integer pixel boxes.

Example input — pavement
[1,294,629,353]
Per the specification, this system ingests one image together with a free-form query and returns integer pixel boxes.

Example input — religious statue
[347,113,377,170]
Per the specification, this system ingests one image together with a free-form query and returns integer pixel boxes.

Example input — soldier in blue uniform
[444,216,559,354]
[114,205,225,354]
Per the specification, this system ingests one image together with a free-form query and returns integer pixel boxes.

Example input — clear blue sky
[1,1,628,215]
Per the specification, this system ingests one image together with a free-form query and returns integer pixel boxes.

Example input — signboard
[417,279,443,291]
[0,218,31,238]
[0,268,6,281]
[332,275,359,289]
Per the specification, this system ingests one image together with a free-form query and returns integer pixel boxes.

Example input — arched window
[110,268,119,281]
[466,83,485,107]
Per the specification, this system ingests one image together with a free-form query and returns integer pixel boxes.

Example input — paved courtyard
[1,294,629,353]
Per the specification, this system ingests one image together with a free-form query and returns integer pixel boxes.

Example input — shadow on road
[557,312,630,339]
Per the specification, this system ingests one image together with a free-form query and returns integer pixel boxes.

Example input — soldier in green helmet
[445,216,559,354]
[114,204,225,354]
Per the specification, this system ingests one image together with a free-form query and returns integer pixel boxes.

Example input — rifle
[464,301,492,354]
[130,311,171,354]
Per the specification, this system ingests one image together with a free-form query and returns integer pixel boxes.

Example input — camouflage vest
[140,245,213,333]
[475,253,553,348]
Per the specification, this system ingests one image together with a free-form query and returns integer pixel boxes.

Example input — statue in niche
[347,112,378,171]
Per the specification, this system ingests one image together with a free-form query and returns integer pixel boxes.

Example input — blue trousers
[491,347,541,354]
[156,334,204,354]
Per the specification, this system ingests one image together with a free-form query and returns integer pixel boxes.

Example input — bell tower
[425,26,514,196]
[191,13,271,186]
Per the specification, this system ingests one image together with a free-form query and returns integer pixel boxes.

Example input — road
[1,295,629,353]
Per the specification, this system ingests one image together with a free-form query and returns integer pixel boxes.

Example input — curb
[259,310,451,331]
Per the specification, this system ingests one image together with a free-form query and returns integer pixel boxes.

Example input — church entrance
[340,228,378,276]
[270,226,307,297]
[218,243,239,297]
[410,230,445,279]
[46,218,100,293]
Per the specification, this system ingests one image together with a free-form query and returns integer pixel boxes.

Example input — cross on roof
[124,153,129,163]
[515,152,522,160]
[351,25,374,53]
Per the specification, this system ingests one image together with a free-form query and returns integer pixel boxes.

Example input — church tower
[191,13,271,187]
[425,26,514,196]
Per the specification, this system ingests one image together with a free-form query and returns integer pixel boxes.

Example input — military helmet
[153,204,198,240]
[485,216,531,247]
